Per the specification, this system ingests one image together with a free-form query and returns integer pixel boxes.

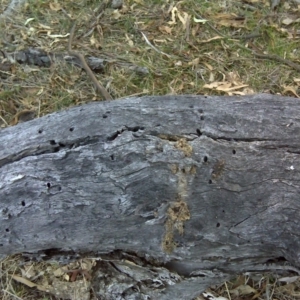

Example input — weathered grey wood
[1,94,300,298]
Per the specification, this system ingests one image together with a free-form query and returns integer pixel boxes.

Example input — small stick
[68,23,112,100]
[140,31,172,58]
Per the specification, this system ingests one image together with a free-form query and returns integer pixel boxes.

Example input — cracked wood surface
[1,94,300,298]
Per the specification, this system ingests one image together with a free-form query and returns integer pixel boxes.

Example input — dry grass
[0,0,300,299]
[0,0,299,127]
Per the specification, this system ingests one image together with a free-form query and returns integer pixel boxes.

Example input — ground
[0,0,300,299]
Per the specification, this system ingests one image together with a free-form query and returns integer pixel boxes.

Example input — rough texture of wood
[1,94,300,298]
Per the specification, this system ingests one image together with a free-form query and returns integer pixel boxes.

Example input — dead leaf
[90,35,102,49]
[49,2,62,11]
[216,82,232,91]
[159,25,172,34]
[53,268,64,277]
[203,82,222,89]
[38,23,51,30]
[213,13,246,28]
[222,84,249,91]
[12,275,49,292]
[200,36,223,43]
[202,62,213,71]
[282,85,300,98]
[24,18,34,26]
[203,74,248,95]
[125,33,134,47]
[112,9,122,19]
[193,16,208,24]
[188,57,199,66]
[294,78,300,84]
[230,284,257,296]
[168,7,178,25]
[282,17,294,25]
[153,39,167,44]
[177,11,190,30]
[47,31,69,39]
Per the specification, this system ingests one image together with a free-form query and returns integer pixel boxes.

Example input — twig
[224,281,232,300]
[194,12,300,73]
[140,31,173,58]
[252,52,300,73]
[0,114,8,126]
[68,23,112,100]
[236,43,300,73]
[194,13,225,37]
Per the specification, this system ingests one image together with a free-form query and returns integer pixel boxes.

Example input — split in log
[1,94,300,299]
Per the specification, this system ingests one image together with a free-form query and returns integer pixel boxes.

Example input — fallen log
[1,94,300,299]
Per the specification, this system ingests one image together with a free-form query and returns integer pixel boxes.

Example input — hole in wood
[21,201,25,206]
[203,156,208,162]
[49,140,56,145]
[38,129,43,134]
[107,131,120,141]
[216,223,220,227]
[47,183,51,188]
[127,126,143,132]
[5,228,9,232]
[200,115,204,120]
[103,114,108,118]
[208,179,212,184]
[196,129,202,136]
[69,127,74,132]
[232,149,236,154]
[53,147,60,152]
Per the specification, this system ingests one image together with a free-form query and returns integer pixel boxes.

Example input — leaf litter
[0,0,300,299]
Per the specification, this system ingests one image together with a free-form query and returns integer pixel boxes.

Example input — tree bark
[1,94,300,299]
